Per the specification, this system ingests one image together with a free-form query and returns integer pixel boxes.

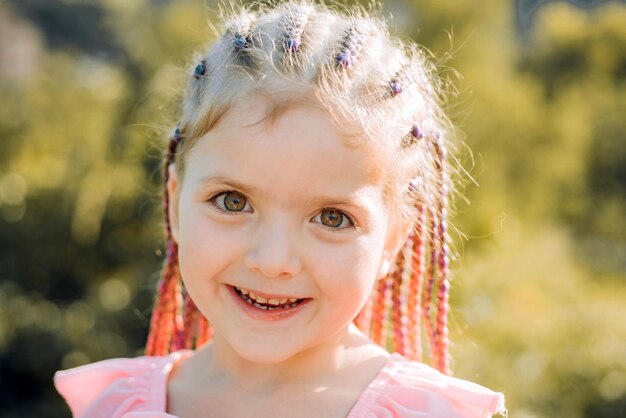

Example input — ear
[167,164,181,243]
[376,219,412,279]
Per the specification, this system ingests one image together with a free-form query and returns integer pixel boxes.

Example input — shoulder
[54,350,192,418]
[349,354,507,418]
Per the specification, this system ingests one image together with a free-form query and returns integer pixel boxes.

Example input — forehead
[183,94,387,186]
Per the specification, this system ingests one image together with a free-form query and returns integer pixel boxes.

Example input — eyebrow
[195,175,372,217]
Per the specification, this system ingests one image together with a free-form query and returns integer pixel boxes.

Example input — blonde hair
[147,0,454,375]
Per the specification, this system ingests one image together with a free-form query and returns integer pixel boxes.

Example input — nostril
[243,248,302,278]
[243,229,302,278]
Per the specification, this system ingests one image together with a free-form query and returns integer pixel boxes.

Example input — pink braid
[146,240,180,356]
[381,277,392,348]
[182,290,199,349]
[407,203,427,361]
[170,279,184,352]
[391,246,406,355]
[422,207,439,366]
[433,138,451,374]
[196,315,212,347]
[145,131,184,356]
[370,277,388,347]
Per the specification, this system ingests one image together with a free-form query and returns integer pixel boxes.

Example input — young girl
[54,2,506,417]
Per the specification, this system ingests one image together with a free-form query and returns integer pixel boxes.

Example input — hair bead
[233,33,247,50]
[193,61,206,79]
[390,80,403,95]
[229,13,256,53]
[411,125,423,140]
[336,50,352,67]
[285,38,301,52]
[173,127,182,144]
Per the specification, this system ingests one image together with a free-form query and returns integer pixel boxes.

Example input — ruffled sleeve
[53,351,190,418]
[348,354,506,418]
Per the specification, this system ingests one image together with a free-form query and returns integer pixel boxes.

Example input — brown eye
[213,191,250,212]
[316,208,353,229]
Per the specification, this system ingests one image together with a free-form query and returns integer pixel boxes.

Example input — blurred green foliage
[0,0,624,417]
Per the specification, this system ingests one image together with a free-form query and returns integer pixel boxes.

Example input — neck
[197,323,384,393]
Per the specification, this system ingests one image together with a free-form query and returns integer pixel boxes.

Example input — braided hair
[146,1,455,375]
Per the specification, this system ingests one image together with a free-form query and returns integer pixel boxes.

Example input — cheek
[176,205,245,284]
[309,235,385,300]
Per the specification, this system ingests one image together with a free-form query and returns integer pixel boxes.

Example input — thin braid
[148,241,180,356]
[145,131,183,356]
[390,245,406,355]
[170,278,184,352]
[370,277,388,346]
[196,314,212,347]
[422,205,439,365]
[230,13,255,50]
[433,137,451,374]
[283,5,310,53]
[382,277,392,349]
[228,12,257,69]
[182,290,199,349]
[145,271,169,355]
[407,203,427,361]
[336,23,366,68]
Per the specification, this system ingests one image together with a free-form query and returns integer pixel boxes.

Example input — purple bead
[390,80,403,95]
[233,34,247,50]
[411,125,423,140]
[336,50,352,67]
[285,37,300,52]
[173,127,183,145]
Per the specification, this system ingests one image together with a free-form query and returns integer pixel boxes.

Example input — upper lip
[229,284,308,300]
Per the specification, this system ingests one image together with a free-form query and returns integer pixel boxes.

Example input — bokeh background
[1,0,625,417]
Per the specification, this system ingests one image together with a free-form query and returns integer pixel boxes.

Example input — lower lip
[227,285,311,322]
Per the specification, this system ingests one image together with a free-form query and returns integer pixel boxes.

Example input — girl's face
[169,95,405,363]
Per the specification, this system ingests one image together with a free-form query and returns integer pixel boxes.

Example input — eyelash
[311,208,356,231]
[209,191,253,214]
[208,191,357,231]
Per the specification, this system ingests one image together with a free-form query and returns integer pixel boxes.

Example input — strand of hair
[391,245,406,355]
[370,277,388,346]
[422,208,439,366]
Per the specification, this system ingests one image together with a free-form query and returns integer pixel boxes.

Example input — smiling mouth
[233,286,306,311]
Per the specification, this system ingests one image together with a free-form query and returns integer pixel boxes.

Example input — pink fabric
[54,352,506,418]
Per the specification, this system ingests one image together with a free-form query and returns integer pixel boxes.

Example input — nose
[243,217,302,279]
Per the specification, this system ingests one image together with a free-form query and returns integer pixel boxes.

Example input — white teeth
[235,286,249,295]
[235,286,303,309]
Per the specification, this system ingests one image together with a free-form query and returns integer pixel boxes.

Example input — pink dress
[54,351,506,418]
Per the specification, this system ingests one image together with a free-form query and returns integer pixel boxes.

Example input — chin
[230,337,304,365]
